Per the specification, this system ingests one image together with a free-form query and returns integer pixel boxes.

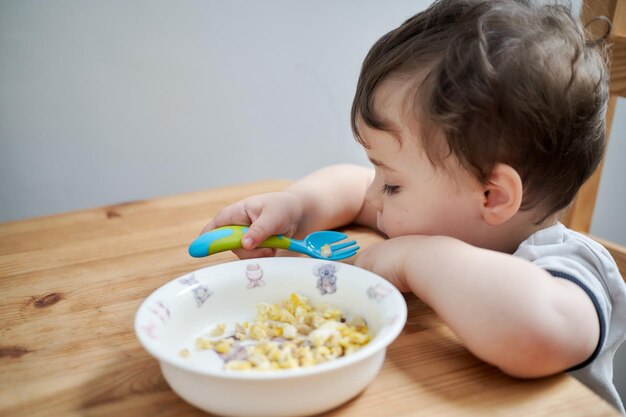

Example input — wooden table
[0,180,620,416]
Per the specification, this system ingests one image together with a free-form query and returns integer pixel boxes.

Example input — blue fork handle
[188,225,294,258]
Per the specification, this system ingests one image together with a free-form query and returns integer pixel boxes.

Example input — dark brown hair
[351,0,609,219]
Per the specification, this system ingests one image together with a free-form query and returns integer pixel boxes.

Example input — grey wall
[0,0,423,221]
[591,98,626,245]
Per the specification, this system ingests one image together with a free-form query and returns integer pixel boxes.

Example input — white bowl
[135,257,407,417]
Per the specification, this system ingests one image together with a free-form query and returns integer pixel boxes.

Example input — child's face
[359,80,486,244]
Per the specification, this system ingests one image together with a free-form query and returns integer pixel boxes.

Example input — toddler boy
[202,0,626,411]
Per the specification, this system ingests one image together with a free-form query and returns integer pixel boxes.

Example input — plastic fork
[188,225,359,261]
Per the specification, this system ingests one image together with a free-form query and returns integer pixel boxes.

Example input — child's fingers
[202,202,252,234]
[200,219,217,235]
[200,195,295,251]
[242,214,286,250]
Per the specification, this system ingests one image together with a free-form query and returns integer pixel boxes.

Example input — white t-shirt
[514,223,626,414]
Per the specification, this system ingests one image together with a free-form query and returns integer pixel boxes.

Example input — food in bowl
[135,257,407,417]
[188,292,371,370]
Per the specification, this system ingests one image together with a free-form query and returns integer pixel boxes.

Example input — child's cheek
[380,213,410,237]
[376,211,386,234]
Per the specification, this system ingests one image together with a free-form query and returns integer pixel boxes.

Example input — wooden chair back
[562,0,626,279]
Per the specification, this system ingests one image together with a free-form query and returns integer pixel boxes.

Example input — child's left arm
[355,235,600,378]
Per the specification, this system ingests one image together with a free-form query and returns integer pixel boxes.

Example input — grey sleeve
[545,268,606,370]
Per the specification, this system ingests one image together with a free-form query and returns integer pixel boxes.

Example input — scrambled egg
[193,293,370,370]
[320,244,332,258]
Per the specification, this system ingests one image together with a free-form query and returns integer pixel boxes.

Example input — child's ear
[480,164,523,225]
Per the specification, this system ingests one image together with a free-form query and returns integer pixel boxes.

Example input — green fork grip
[206,226,247,255]
[203,225,292,255]
[258,235,292,250]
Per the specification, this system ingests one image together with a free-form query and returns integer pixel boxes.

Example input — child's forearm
[285,164,376,236]
[397,236,599,377]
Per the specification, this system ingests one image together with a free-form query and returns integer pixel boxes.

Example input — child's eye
[380,184,400,195]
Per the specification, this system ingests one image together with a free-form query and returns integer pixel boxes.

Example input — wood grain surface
[0,180,621,417]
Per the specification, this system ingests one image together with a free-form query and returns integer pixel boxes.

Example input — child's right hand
[200,191,304,260]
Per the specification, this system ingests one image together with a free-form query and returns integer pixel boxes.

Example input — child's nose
[364,181,383,211]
